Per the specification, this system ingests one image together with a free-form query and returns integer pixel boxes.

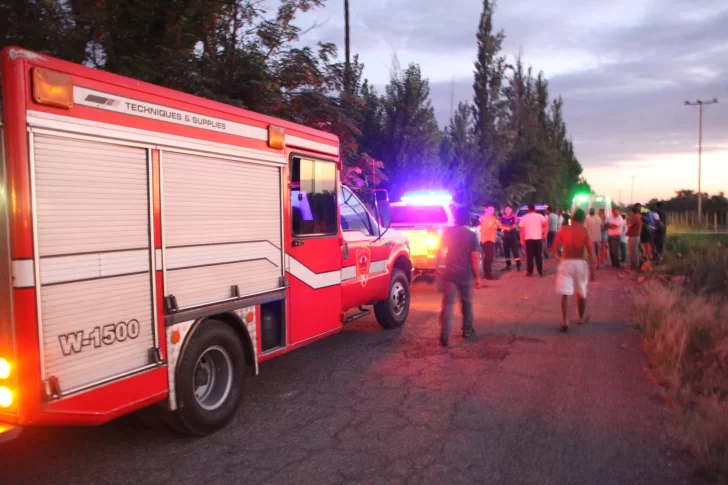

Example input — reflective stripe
[12,260,35,288]
[285,134,338,156]
[341,260,387,282]
[286,256,341,289]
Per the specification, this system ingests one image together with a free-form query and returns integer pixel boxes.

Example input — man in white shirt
[584,208,603,267]
[606,207,624,268]
[520,204,548,277]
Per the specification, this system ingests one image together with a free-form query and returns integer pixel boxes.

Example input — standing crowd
[436,201,667,345]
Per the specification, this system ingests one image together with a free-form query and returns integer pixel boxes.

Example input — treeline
[647,190,728,212]
[0,0,589,208]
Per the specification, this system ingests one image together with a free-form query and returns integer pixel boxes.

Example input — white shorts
[555,259,589,297]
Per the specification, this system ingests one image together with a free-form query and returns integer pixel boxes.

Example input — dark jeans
[654,231,665,258]
[503,232,520,269]
[620,241,627,262]
[481,241,495,278]
[439,279,474,344]
[546,231,556,257]
[525,239,543,275]
[608,236,621,268]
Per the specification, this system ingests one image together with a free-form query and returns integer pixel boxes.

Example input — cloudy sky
[295,0,727,203]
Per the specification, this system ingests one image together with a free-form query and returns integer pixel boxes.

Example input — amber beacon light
[268,125,285,149]
[32,67,74,109]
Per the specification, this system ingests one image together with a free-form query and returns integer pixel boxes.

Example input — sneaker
[463,329,478,340]
[560,325,569,333]
[440,339,449,347]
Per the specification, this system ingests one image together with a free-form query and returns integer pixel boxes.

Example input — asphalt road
[0,259,697,485]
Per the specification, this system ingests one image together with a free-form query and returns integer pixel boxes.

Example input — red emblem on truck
[356,247,371,287]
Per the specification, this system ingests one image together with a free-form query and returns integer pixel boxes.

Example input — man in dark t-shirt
[437,206,481,347]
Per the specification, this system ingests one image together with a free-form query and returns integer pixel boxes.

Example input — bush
[663,236,728,298]
[633,283,728,480]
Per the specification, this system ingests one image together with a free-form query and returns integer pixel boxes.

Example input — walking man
[585,208,603,269]
[437,206,481,347]
[552,208,596,332]
[479,204,501,280]
[546,207,559,260]
[606,207,623,268]
[627,205,643,270]
[500,205,521,271]
[520,204,548,277]
[654,202,667,264]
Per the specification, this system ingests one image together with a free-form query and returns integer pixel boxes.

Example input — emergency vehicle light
[0,386,12,408]
[268,125,285,149]
[32,67,74,109]
[401,190,452,205]
[575,194,589,203]
[0,358,10,380]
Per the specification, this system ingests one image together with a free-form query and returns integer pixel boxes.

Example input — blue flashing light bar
[401,190,453,205]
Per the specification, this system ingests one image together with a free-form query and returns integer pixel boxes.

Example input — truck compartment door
[32,135,158,396]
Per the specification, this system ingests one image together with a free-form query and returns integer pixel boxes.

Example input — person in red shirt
[552,208,596,332]
[626,205,643,270]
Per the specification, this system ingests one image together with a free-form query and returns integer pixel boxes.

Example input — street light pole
[684,98,718,220]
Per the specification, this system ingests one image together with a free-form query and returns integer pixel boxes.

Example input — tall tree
[380,63,441,198]
[472,0,506,200]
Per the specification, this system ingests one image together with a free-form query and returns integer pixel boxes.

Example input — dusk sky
[296,0,727,204]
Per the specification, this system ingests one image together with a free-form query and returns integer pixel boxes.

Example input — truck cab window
[291,157,337,236]
[339,186,374,236]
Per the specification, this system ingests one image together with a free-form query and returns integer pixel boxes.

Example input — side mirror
[372,189,391,230]
[378,200,391,229]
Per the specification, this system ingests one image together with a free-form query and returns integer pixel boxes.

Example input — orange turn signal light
[246,312,254,324]
[268,125,285,150]
[0,358,10,380]
[32,67,73,109]
[170,330,181,345]
[0,386,12,408]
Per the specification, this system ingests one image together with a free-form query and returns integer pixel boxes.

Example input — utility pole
[630,176,636,205]
[684,98,718,220]
[344,0,351,93]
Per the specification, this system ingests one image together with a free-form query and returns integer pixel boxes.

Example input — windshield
[390,205,448,225]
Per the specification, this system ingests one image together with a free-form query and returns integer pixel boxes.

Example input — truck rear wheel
[170,320,246,436]
[374,268,410,329]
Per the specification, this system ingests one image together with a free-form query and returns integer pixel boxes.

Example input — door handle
[292,240,304,247]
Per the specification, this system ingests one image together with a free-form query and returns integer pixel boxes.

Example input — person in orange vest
[480,204,501,280]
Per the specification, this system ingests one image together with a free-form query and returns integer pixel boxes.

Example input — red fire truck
[0,47,413,441]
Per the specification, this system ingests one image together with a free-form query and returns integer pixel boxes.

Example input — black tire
[374,268,410,329]
[170,320,246,436]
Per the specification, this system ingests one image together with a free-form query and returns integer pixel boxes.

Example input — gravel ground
[0,259,698,484]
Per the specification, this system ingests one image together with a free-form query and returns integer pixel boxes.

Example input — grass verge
[633,235,728,480]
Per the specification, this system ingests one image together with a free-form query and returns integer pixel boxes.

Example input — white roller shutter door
[33,135,155,394]
[162,152,283,309]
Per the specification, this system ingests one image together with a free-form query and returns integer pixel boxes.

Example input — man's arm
[471,251,481,289]
[552,229,562,259]
[585,233,596,280]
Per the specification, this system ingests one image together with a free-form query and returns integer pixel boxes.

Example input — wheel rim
[390,281,407,316]
[193,345,233,411]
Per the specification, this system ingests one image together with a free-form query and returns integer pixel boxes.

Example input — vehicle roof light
[574,194,589,203]
[401,190,452,205]
[268,125,285,149]
[32,67,73,109]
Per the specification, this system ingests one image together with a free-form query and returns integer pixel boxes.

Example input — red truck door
[287,156,342,344]
[339,186,391,309]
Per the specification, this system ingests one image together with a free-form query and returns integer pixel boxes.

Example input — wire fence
[666,211,728,234]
